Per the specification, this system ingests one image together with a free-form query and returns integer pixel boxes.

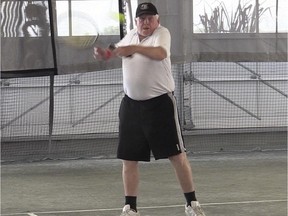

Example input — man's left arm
[115,45,166,60]
[115,27,171,60]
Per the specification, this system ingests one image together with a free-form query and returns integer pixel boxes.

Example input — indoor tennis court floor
[1,151,287,216]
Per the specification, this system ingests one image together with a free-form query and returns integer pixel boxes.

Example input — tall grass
[199,0,272,33]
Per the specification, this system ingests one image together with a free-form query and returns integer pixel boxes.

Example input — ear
[156,15,160,24]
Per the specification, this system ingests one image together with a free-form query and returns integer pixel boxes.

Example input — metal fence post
[173,63,184,129]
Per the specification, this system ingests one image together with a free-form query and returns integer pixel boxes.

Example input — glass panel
[1,0,50,37]
[193,0,287,33]
[1,0,54,72]
[56,1,69,36]
[259,0,288,33]
[259,0,276,32]
[56,0,120,36]
[278,0,288,32]
[194,0,256,33]
[123,0,138,33]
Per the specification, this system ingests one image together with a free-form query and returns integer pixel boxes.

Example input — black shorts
[117,93,186,161]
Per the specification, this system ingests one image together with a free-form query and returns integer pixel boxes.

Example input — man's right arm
[114,45,167,60]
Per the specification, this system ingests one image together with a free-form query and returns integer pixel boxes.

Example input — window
[56,0,120,36]
[193,0,288,33]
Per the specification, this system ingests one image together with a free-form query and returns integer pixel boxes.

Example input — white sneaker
[185,201,206,216]
[120,205,140,216]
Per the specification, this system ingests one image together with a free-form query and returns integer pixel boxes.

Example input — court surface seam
[2,199,287,216]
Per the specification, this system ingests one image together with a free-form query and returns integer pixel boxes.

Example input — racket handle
[108,43,116,50]
[108,43,132,58]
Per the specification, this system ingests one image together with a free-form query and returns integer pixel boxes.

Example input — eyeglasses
[136,15,156,23]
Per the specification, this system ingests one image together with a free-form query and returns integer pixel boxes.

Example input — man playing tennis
[94,2,205,216]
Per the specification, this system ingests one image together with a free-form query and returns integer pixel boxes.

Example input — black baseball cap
[136,2,158,17]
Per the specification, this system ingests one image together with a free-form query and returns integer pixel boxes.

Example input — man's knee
[169,152,187,165]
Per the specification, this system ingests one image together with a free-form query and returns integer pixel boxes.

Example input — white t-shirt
[117,25,175,100]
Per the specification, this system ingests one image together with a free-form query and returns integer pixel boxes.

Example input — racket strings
[61,33,99,49]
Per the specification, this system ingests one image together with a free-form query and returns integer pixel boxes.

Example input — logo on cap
[140,4,149,10]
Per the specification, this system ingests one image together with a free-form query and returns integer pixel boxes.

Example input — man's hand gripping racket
[94,43,134,61]
[93,43,117,61]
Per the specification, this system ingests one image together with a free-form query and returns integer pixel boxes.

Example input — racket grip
[108,43,116,50]
[108,43,132,58]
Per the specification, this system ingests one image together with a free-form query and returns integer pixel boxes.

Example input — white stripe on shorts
[167,93,186,153]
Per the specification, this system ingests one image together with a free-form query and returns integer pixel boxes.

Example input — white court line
[1,199,287,215]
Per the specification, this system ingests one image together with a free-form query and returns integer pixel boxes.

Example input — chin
[142,31,152,36]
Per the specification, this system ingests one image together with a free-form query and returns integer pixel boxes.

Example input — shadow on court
[1,151,287,216]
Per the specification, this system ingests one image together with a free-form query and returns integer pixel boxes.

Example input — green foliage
[199,0,272,33]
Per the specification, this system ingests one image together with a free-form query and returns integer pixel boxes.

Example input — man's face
[135,15,159,38]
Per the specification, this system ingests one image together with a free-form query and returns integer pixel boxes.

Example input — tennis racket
[60,33,99,50]
[57,11,100,50]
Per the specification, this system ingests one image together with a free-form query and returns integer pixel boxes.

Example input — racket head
[60,33,99,50]
[57,11,100,50]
